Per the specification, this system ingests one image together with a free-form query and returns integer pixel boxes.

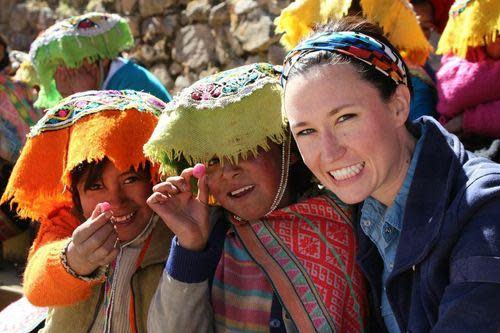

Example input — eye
[87,182,103,191]
[124,175,140,184]
[337,114,355,123]
[208,157,220,167]
[296,128,316,136]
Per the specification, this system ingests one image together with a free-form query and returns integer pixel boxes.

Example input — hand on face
[54,60,100,97]
[147,165,211,252]
[66,202,119,276]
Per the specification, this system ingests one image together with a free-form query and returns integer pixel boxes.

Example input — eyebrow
[291,104,355,128]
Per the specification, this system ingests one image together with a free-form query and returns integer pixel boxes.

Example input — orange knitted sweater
[23,207,104,307]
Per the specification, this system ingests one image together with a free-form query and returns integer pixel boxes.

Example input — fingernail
[100,202,111,212]
[193,163,206,179]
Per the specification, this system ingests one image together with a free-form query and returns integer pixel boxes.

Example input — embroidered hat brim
[1,90,165,221]
[144,63,287,175]
[30,12,134,109]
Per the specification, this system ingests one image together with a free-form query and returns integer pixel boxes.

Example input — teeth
[230,185,254,196]
[329,162,365,181]
[111,212,134,223]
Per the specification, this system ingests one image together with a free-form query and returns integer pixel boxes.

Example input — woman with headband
[282,17,500,333]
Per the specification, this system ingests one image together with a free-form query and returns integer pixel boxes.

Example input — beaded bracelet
[60,239,108,282]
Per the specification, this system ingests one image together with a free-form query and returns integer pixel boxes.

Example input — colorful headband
[2,90,165,221]
[144,63,286,175]
[30,12,134,109]
[281,31,408,87]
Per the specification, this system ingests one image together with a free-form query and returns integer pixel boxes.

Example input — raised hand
[66,202,119,276]
[147,165,211,252]
[54,61,100,98]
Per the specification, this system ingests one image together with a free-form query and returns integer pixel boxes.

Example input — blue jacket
[104,59,172,103]
[358,117,500,333]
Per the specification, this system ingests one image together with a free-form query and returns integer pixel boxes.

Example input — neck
[373,129,417,207]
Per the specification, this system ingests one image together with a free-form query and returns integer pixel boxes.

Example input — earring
[208,194,218,206]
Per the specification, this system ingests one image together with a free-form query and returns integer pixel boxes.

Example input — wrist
[65,240,101,277]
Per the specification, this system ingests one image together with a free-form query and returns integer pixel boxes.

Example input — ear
[388,85,411,128]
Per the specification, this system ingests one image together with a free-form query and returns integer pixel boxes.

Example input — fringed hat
[275,0,433,65]
[436,0,500,58]
[1,90,166,221]
[29,12,134,109]
[144,63,286,175]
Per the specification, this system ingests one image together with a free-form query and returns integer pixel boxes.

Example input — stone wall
[0,0,292,93]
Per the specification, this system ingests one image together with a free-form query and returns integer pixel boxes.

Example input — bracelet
[60,239,108,282]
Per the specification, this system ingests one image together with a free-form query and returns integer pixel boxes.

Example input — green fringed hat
[144,63,286,174]
[29,12,134,109]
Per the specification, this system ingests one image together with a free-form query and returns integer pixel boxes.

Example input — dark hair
[288,136,315,196]
[69,158,151,214]
[0,34,9,71]
[286,16,413,101]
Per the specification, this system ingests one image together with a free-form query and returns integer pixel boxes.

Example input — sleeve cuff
[166,237,220,283]
[166,217,228,283]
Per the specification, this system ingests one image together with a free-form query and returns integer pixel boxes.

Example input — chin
[331,190,369,205]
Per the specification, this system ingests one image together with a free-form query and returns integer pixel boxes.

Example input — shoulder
[454,156,500,218]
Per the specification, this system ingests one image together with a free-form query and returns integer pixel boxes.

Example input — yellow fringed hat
[437,0,500,58]
[275,0,433,65]
[1,90,166,221]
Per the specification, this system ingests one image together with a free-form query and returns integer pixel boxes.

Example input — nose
[220,162,241,179]
[320,131,345,163]
[107,186,129,210]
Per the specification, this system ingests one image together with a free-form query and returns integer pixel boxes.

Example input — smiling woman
[1,90,173,333]
[282,16,500,333]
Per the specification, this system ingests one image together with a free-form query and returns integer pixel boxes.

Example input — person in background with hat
[435,0,500,155]
[29,12,171,109]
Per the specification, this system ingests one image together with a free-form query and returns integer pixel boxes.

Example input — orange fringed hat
[275,0,433,65]
[1,90,166,221]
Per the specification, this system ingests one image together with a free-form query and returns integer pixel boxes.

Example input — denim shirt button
[270,319,282,328]
[363,220,371,228]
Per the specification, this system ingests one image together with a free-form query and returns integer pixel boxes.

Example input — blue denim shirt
[360,131,425,333]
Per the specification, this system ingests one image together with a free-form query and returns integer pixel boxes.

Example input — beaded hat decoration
[437,0,500,58]
[275,0,432,65]
[2,90,165,221]
[281,31,408,87]
[29,12,134,109]
[144,63,286,175]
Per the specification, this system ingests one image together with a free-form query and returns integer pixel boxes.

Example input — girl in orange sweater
[2,90,173,333]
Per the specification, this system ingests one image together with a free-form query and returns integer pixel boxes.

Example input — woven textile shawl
[214,194,368,332]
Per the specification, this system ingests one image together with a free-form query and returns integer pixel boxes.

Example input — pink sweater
[436,50,500,137]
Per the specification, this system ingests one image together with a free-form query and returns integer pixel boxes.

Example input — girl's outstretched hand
[147,164,211,252]
[66,202,119,276]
